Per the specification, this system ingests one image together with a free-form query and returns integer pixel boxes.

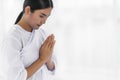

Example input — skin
[17,6,55,79]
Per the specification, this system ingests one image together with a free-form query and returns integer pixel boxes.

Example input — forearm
[26,59,45,79]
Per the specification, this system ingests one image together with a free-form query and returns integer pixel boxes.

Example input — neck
[17,16,33,32]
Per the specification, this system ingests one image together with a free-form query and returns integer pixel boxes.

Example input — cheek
[29,15,39,23]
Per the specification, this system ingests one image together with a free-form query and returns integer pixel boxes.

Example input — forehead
[33,8,52,16]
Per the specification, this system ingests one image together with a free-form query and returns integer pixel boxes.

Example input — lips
[37,24,40,27]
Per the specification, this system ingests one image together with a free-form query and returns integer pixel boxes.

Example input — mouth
[37,24,40,27]
[37,24,42,28]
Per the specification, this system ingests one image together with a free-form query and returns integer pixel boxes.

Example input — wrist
[46,59,52,64]
[38,58,46,64]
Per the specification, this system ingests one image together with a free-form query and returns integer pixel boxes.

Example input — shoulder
[39,28,48,35]
[7,25,22,39]
[1,25,23,50]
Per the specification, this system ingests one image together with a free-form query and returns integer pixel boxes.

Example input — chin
[34,26,40,30]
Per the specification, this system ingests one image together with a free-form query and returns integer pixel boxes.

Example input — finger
[50,40,56,50]
[42,35,51,46]
[47,35,53,48]
[43,34,54,48]
[45,35,51,42]
[48,35,55,48]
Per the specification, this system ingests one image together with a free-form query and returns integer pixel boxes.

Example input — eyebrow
[41,13,50,17]
[41,13,47,17]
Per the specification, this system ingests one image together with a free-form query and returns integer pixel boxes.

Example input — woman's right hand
[39,34,55,63]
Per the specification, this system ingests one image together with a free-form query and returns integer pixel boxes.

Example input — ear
[24,6,31,15]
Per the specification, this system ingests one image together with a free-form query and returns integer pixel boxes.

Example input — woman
[0,0,56,80]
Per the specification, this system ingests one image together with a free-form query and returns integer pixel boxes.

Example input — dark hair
[15,0,53,24]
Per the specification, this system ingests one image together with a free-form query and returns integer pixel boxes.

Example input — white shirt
[0,24,56,80]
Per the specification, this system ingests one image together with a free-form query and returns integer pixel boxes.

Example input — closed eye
[40,15,44,18]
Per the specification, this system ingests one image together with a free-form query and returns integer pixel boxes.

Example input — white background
[0,0,120,80]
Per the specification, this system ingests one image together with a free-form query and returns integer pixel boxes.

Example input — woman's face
[27,8,52,29]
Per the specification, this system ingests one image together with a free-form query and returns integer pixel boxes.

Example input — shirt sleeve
[0,35,27,80]
[47,53,57,75]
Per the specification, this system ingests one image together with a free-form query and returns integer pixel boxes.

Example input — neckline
[15,24,32,35]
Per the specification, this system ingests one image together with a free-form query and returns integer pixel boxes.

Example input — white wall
[0,0,120,80]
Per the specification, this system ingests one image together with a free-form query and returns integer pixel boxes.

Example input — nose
[42,18,47,24]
